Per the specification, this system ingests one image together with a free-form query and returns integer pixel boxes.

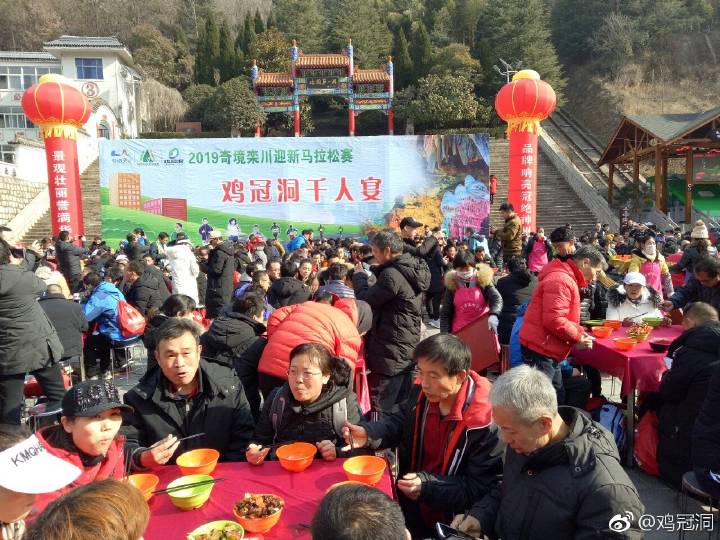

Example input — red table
[574,324,682,465]
[144,459,395,540]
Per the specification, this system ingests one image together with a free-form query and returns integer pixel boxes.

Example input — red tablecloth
[144,459,395,540]
[574,325,682,395]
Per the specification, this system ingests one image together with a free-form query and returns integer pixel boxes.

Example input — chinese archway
[251,40,394,137]
[21,74,90,238]
[494,70,556,234]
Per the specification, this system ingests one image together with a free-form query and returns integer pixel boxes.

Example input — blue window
[75,58,103,80]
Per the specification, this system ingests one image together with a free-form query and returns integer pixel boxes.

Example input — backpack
[117,300,146,337]
[269,388,347,442]
[597,403,627,456]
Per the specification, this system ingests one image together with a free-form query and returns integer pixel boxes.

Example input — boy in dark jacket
[343,334,502,538]
[121,318,254,468]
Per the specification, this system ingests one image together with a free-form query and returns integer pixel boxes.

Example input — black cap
[550,226,574,243]
[61,380,133,417]
[498,202,514,212]
[399,217,423,229]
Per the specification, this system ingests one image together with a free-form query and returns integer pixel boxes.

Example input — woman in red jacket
[34,380,131,513]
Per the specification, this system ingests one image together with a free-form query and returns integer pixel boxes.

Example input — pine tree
[274,0,326,52]
[266,11,277,30]
[243,16,257,57]
[392,27,414,89]
[218,18,239,83]
[551,0,608,64]
[411,22,433,80]
[194,24,213,85]
[203,13,221,84]
[327,0,392,67]
[254,9,265,34]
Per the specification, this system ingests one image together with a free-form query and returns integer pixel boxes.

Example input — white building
[0,35,142,166]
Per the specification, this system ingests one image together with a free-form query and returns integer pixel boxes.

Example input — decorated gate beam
[252,41,394,137]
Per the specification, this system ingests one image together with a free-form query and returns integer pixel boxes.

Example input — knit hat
[691,220,709,239]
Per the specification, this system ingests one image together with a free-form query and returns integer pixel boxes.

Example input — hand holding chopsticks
[141,432,206,469]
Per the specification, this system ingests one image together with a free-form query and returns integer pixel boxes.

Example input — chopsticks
[152,477,226,495]
[148,432,205,450]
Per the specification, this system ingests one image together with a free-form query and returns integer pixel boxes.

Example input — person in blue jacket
[81,270,135,380]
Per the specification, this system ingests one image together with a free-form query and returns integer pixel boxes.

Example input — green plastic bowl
[643,317,664,328]
[167,474,214,511]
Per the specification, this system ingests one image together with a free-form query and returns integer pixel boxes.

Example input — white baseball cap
[0,435,81,494]
[623,272,646,286]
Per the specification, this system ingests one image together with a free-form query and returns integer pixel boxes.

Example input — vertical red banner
[507,131,538,235]
[45,137,84,237]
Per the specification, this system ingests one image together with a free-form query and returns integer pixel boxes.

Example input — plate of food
[187,520,244,540]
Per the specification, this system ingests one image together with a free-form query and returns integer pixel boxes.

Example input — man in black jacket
[54,231,87,292]
[38,283,88,370]
[124,233,149,262]
[452,365,644,540]
[124,261,170,316]
[352,230,430,414]
[693,354,720,498]
[122,318,254,467]
[662,256,720,315]
[399,217,439,259]
[201,231,237,319]
[267,260,311,309]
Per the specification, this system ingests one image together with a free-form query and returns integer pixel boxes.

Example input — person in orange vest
[488,175,498,205]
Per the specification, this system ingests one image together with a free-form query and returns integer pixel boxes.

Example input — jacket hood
[271,277,307,297]
[631,248,665,264]
[94,281,124,300]
[205,311,266,349]
[132,267,164,292]
[216,240,236,256]
[607,284,661,308]
[286,379,351,415]
[537,258,587,289]
[670,321,720,356]
[376,252,431,294]
[458,370,494,428]
[525,407,620,478]
[444,266,494,291]
[0,264,26,295]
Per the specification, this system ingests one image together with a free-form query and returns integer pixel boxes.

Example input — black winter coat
[470,407,645,540]
[54,240,87,279]
[403,235,439,259]
[693,361,720,472]
[124,242,149,262]
[38,293,88,358]
[200,311,266,368]
[252,382,363,452]
[122,360,255,463]
[495,269,537,344]
[0,263,64,375]
[427,248,445,294]
[267,277,311,309]
[201,241,237,319]
[126,266,170,316]
[669,277,720,314]
[658,321,720,487]
[352,252,431,376]
[141,312,169,375]
[672,244,706,275]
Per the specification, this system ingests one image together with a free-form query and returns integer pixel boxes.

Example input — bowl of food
[603,320,622,330]
[187,521,244,540]
[627,323,652,342]
[127,473,159,502]
[167,474,214,511]
[649,338,672,353]
[233,493,284,533]
[275,442,316,473]
[584,319,606,327]
[642,317,664,328]
[177,448,220,476]
[591,326,613,339]
[613,338,637,351]
[343,455,387,486]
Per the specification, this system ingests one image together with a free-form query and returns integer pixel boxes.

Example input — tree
[250,28,291,72]
[429,43,482,85]
[140,78,188,131]
[218,19,240,82]
[591,13,647,73]
[392,28,414,89]
[430,0,455,47]
[327,0,393,67]
[411,22,434,80]
[254,9,265,34]
[551,0,609,64]
[242,15,257,57]
[194,13,221,85]
[450,0,482,47]
[273,0,326,52]
[400,74,482,130]
[266,10,277,29]
[130,25,192,88]
[203,76,265,133]
[183,83,216,121]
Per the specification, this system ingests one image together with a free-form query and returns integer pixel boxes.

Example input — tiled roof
[43,36,126,49]
[629,106,720,143]
[353,69,389,84]
[0,51,59,63]
[255,72,294,87]
[296,54,349,68]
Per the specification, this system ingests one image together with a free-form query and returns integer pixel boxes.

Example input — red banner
[507,130,537,234]
[45,136,84,237]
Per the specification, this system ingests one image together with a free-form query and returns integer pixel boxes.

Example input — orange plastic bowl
[127,473,159,501]
[276,442,316,473]
[592,326,613,338]
[343,455,386,486]
[614,338,637,351]
[603,320,622,330]
[176,448,220,476]
[233,495,284,533]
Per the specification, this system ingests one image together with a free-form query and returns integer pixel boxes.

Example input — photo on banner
[98,135,490,246]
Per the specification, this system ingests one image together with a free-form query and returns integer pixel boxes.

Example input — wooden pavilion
[598,106,720,223]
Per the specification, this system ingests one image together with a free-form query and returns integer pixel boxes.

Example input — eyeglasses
[287,369,323,381]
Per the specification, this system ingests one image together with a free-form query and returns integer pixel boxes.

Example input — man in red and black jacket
[342,334,503,539]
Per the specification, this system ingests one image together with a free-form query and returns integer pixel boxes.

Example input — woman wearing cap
[672,220,711,284]
[33,380,131,513]
[606,272,669,326]
[627,233,674,300]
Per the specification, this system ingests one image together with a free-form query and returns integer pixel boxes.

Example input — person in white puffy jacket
[164,233,199,304]
[606,272,669,326]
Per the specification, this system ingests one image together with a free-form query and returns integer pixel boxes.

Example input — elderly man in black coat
[38,283,88,369]
[201,231,239,319]
[124,260,170,316]
[54,230,88,292]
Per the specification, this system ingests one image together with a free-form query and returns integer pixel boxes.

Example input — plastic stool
[679,471,719,539]
[110,338,142,381]
[27,402,61,433]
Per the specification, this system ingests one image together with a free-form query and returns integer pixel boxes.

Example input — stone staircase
[0,177,46,228]
[489,138,601,234]
[22,158,102,243]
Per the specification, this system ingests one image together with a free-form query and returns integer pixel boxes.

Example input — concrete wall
[0,175,45,227]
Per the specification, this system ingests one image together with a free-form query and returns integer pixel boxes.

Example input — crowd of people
[1,205,720,539]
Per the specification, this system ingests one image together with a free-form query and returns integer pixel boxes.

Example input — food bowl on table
[649,338,672,353]
[176,448,220,476]
[603,320,622,330]
[276,442,316,473]
[642,317,664,328]
[187,520,244,540]
[343,455,387,486]
[630,332,651,342]
[584,319,606,327]
[613,338,637,351]
[127,473,159,502]
[591,326,613,339]
[167,474,214,511]
[233,494,284,534]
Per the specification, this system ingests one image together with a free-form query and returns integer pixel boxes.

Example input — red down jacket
[519,258,586,361]
[258,300,362,380]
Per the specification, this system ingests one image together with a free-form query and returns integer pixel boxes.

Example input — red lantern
[21,75,91,238]
[494,70,556,235]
